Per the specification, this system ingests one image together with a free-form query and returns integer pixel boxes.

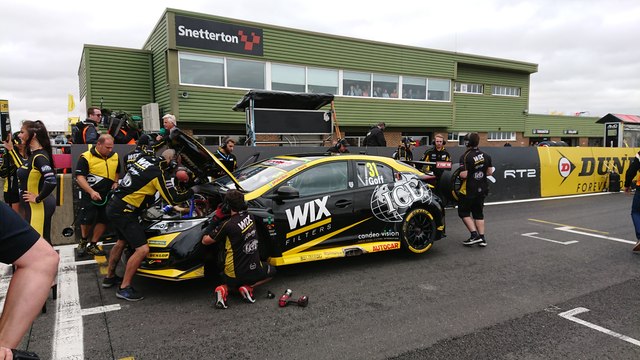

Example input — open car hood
[169,129,244,191]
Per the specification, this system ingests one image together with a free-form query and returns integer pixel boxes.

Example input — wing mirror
[276,186,299,200]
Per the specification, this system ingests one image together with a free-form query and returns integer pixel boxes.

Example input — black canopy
[232,90,334,111]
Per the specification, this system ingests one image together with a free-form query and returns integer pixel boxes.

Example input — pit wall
[2,145,637,245]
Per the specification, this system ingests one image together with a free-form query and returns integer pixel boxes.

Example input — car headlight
[148,218,207,235]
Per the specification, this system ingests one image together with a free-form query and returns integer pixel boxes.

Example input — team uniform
[422,146,451,181]
[16,149,57,242]
[0,148,25,205]
[0,201,40,264]
[393,146,413,162]
[75,147,120,226]
[106,155,193,249]
[125,146,154,172]
[458,148,492,220]
[623,152,640,251]
[213,147,237,178]
[208,211,275,288]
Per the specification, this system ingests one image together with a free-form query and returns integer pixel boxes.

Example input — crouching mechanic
[103,149,195,301]
[201,190,275,309]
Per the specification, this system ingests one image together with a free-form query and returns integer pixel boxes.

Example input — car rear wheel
[401,207,436,253]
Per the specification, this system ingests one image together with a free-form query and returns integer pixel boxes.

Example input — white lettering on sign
[285,196,331,229]
[177,25,239,43]
[504,169,537,178]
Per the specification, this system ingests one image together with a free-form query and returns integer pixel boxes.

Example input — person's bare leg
[0,238,59,348]
[462,217,477,233]
[475,219,485,235]
[80,224,91,240]
[120,245,149,289]
[106,240,125,278]
[91,223,106,244]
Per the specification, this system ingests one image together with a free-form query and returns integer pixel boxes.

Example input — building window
[488,131,516,141]
[179,53,224,87]
[227,58,265,89]
[372,74,399,98]
[402,77,426,99]
[343,71,371,97]
[492,85,520,97]
[271,64,305,92]
[427,79,451,101]
[454,82,483,94]
[308,67,338,94]
[448,132,468,146]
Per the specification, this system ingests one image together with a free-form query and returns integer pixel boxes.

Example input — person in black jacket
[1,132,27,213]
[422,133,451,183]
[213,137,237,178]
[202,190,275,309]
[103,149,195,301]
[73,107,101,144]
[364,122,387,147]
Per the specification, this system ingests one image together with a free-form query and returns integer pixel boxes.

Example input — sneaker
[102,275,123,288]
[86,243,105,256]
[238,285,255,303]
[462,236,482,246]
[633,239,640,252]
[214,285,228,309]
[478,238,487,247]
[77,239,88,256]
[116,286,144,301]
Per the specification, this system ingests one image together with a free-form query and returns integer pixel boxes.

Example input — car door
[271,160,354,254]
[351,159,399,239]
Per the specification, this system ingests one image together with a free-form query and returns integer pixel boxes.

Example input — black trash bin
[609,172,621,192]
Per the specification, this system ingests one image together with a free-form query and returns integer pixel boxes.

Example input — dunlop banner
[538,147,639,197]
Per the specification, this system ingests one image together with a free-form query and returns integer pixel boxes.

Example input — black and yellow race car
[137,131,447,281]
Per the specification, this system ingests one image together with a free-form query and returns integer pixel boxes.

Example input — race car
[137,130,447,280]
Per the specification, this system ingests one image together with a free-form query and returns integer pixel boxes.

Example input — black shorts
[458,195,485,220]
[224,262,276,288]
[79,198,108,225]
[0,202,40,264]
[106,203,147,249]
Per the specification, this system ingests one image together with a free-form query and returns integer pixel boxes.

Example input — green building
[78,8,601,147]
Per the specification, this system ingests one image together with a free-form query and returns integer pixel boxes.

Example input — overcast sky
[1,0,639,131]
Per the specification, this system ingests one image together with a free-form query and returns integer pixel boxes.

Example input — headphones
[221,137,234,151]
[432,135,447,146]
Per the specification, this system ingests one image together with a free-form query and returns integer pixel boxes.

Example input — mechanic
[1,132,27,214]
[0,201,59,357]
[392,137,414,162]
[213,137,237,178]
[73,107,101,144]
[363,122,387,147]
[458,133,493,247]
[103,149,195,301]
[125,134,155,171]
[201,190,275,309]
[74,134,120,257]
[421,133,451,183]
[326,138,349,154]
[623,150,640,251]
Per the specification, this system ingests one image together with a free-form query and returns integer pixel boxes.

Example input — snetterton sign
[175,15,263,56]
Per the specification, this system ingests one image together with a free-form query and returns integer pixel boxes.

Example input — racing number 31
[366,162,380,177]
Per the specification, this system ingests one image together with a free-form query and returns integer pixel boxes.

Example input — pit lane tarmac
[5,192,640,359]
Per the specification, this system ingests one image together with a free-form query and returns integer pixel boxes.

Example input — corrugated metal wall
[525,114,601,137]
[81,46,153,115]
[143,16,171,115]
[451,65,530,131]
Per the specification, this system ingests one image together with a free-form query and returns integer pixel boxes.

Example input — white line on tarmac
[52,245,83,360]
[81,304,121,316]
[521,232,579,245]
[554,226,636,245]
[559,307,640,347]
[486,191,613,206]
[74,259,98,266]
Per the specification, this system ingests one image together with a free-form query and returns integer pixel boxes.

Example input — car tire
[400,207,436,254]
[438,164,462,206]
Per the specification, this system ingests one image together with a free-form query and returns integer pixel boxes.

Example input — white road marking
[52,245,83,360]
[555,226,636,245]
[487,191,612,206]
[559,307,640,347]
[521,232,579,245]
[81,304,121,316]
[74,259,98,266]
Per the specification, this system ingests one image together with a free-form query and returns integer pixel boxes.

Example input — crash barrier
[4,144,635,246]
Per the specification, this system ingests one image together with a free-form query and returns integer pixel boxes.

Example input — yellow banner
[68,94,75,112]
[0,100,8,112]
[538,147,639,197]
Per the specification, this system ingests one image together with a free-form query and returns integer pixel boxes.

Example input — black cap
[137,134,150,146]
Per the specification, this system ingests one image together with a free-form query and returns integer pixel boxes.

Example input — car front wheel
[401,207,436,254]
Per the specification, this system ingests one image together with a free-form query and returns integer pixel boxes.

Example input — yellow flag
[68,94,75,112]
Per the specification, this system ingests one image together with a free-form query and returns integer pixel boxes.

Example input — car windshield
[215,157,307,191]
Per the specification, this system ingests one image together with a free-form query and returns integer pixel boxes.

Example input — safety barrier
[2,144,637,245]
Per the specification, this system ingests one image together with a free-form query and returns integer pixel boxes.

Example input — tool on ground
[278,289,293,307]
[286,295,309,307]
